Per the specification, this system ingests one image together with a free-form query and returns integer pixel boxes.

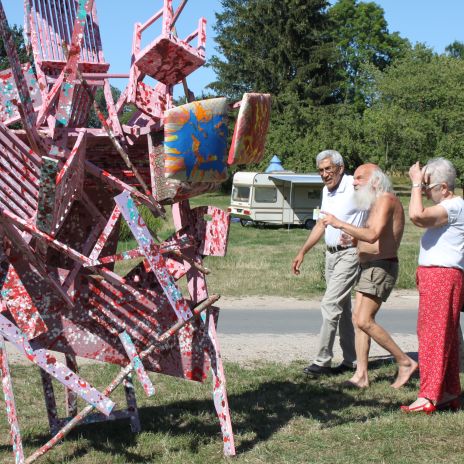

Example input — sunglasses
[422,183,441,191]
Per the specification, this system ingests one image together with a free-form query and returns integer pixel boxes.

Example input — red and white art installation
[0,0,271,462]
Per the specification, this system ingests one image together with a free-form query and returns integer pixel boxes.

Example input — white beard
[354,184,377,210]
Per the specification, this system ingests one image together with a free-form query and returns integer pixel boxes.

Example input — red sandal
[400,400,436,415]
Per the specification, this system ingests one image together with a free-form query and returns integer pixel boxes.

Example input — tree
[328,0,410,111]
[445,40,464,59]
[87,86,126,128]
[0,24,31,70]
[209,0,343,105]
[361,45,464,178]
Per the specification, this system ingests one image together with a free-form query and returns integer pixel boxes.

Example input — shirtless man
[320,164,418,388]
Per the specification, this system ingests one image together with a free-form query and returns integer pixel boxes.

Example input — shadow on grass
[22,355,422,461]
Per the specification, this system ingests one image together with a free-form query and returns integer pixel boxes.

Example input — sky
[2,1,464,98]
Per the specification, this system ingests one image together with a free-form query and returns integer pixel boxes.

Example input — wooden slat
[0,168,37,210]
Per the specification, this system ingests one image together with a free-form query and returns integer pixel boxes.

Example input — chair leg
[65,353,79,417]
[0,335,25,464]
[39,369,60,436]
[207,313,235,456]
[123,374,141,433]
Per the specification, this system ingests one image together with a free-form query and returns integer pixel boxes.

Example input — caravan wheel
[304,219,315,230]
[240,219,250,227]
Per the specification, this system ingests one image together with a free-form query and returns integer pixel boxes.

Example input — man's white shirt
[320,174,366,247]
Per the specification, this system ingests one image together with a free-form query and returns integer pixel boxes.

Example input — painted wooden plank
[85,161,163,216]
[192,206,230,257]
[0,216,80,310]
[119,331,155,397]
[88,283,154,346]
[28,0,50,103]
[62,214,108,294]
[36,156,59,234]
[54,0,96,127]
[65,353,78,417]
[122,375,141,432]
[88,205,121,261]
[39,368,60,436]
[89,277,161,336]
[0,2,46,156]
[53,130,86,233]
[0,123,41,166]
[98,248,144,265]
[1,265,48,340]
[115,191,193,321]
[207,313,235,456]
[0,335,24,464]
[0,312,115,416]
[0,177,35,217]
[24,295,220,464]
[148,131,171,202]
[86,277,162,331]
[0,155,39,206]
[103,79,123,137]
[0,64,42,125]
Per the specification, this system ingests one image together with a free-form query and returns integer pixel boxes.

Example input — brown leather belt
[326,245,355,254]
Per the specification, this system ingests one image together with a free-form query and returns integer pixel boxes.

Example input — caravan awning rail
[268,174,323,185]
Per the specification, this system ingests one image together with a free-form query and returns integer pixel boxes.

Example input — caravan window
[232,186,250,202]
[255,187,277,203]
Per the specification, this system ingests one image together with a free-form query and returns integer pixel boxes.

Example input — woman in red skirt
[402,158,464,414]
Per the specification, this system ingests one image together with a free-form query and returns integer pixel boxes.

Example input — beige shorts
[354,259,399,302]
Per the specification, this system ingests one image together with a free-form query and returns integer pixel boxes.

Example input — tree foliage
[209,0,342,105]
[445,40,464,59]
[328,0,409,110]
[0,25,31,70]
[362,45,464,180]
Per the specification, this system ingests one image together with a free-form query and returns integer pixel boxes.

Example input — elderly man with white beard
[321,163,418,389]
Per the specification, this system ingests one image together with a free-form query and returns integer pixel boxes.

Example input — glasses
[318,165,339,175]
[422,183,441,191]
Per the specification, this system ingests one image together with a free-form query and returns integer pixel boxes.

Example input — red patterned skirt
[416,266,464,402]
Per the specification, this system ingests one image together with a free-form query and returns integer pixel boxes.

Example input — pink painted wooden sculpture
[0,1,270,462]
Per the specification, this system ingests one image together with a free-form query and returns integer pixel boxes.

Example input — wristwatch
[411,183,422,188]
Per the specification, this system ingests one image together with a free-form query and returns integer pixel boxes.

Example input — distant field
[114,187,456,298]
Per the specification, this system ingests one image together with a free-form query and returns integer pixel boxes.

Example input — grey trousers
[313,247,358,367]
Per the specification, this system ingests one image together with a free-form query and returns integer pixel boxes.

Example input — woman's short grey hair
[316,150,344,167]
[423,157,456,191]
[369,168,393,195]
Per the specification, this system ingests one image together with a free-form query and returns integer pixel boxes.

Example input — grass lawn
[7,189,458,463]
[116,190,442,298]
[1,361,464,463]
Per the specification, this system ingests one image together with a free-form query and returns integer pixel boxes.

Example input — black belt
[326,245,355,254]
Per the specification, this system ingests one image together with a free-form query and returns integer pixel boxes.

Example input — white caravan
[228,171,324,228]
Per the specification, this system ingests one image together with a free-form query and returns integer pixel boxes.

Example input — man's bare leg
[347,292,371,387]
[355,293,418,388]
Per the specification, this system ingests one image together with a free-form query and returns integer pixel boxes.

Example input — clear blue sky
[3,1,464,97]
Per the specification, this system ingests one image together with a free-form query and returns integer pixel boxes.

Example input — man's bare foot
[391,358,418,389]
[344,375,369,389]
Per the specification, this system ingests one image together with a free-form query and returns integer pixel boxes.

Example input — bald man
[321,164,417,389]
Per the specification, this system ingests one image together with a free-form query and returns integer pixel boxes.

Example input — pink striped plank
[207,313,235,456]
[0,312,114,416]
[115,191,193,321]
[1,265,48,339]
[119,331,155,397]
[0,335,24,464]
